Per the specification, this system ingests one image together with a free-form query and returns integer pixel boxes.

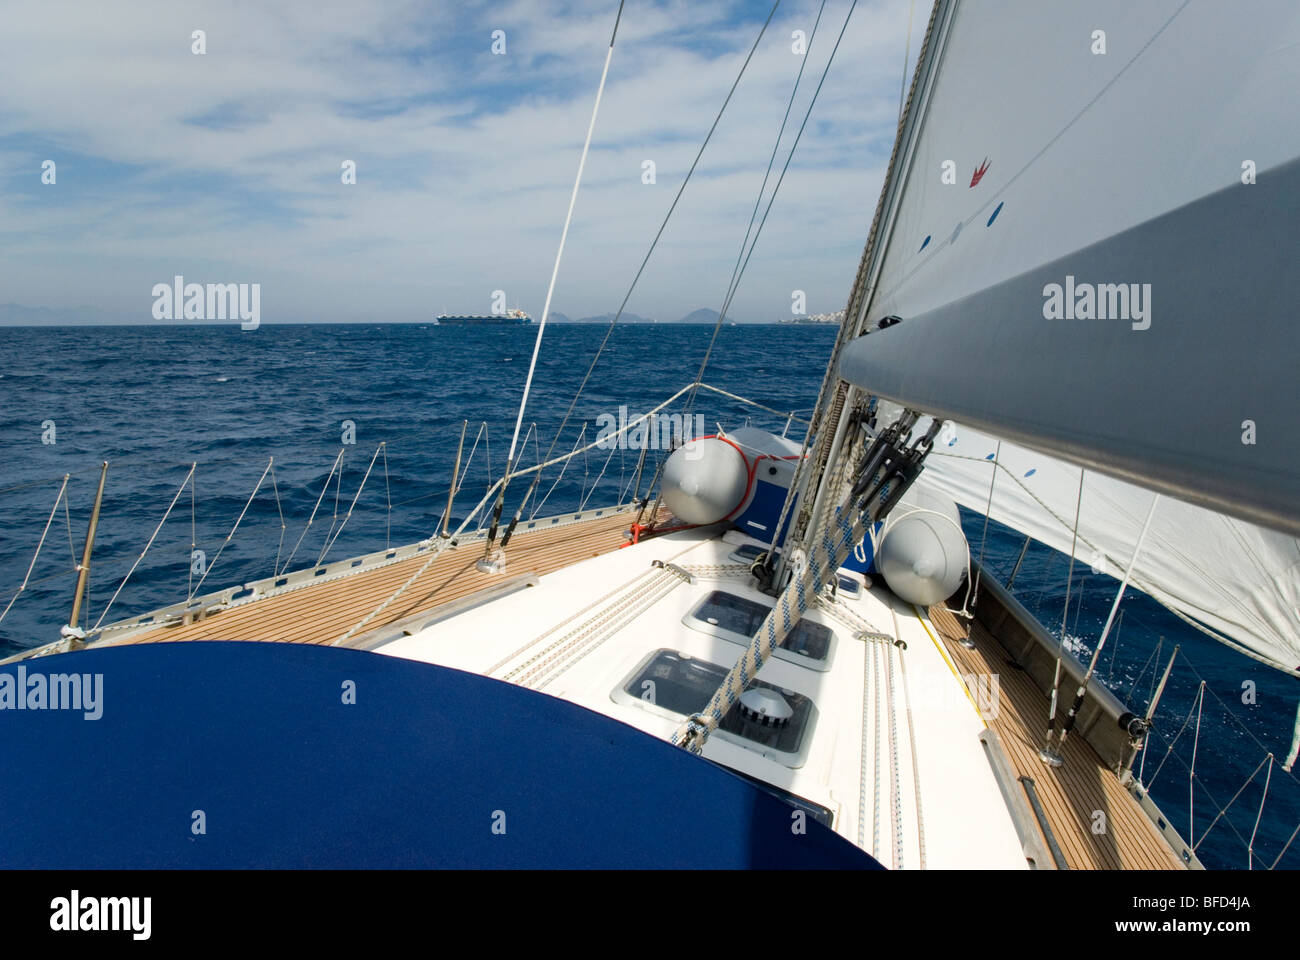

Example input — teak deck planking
[116,510,637,647]
[929,605,1183,870]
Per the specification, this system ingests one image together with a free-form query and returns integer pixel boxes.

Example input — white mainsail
[823,0,1300,768]
[824,0,1300,659]
[864,0,1299,325]
[837,0,1300,535]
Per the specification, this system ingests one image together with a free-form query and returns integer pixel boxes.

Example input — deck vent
[739,688,793,728]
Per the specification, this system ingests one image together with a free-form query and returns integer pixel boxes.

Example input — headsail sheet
[914,419,1300,677]
[836,0,1300,536]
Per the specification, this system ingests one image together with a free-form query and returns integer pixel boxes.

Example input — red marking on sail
[970,157,990,187]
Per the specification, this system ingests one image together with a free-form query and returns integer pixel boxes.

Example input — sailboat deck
[105,508,642,649]
[40,495,1185,869]
[928,605,1183,870]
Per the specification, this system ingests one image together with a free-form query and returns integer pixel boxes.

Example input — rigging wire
[1137,681,1292,865]
[580,436,620,512]
[91,463,196,631]
[188,464,197,601]
[278,448,345,576]
[188,457,274,600]
[1045,468,1085,741]
[684,0,828,410]
[270,460,287,574]
[968,441,1001,609]
[0,475,69,627]
[687,0,860,410]
[486,0,628,555]
[1189,679,1206,843]
[63,488,76,569]
[382,442,392,551]
[318,443,387,566]
[1193,753,1272,856]
[1159,646,1300,792]
[520,1,783,495]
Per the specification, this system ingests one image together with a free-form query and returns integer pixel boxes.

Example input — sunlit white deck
[376,525,1029,869]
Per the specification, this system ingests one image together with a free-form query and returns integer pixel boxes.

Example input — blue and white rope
[672,504,866,753]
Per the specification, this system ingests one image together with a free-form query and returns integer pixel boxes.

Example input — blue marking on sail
[918,235,931,253]
[987,201,1004,226]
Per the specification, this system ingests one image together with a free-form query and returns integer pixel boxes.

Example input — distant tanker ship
[434,308,533,326]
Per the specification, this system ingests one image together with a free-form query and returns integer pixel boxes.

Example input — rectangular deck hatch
[614,649,816,767]
[684,590,834,670]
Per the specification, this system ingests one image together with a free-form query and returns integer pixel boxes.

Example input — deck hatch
[684,590,833,670]
[616,649,816,766]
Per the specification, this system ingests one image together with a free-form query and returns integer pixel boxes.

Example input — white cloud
[0,0,919,323]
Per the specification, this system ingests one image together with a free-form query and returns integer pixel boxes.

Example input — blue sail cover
[0,643,879,869]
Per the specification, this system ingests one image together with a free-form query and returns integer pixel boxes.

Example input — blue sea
[0,322,1295,869]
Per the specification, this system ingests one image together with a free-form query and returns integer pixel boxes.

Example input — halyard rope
[894,605,927,869]
[672,415,936,755]
[885,629,903,867]
[857,625,872,851]
[671,503,866,753]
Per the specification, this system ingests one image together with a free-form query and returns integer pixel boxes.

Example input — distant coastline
[0,304,846,328]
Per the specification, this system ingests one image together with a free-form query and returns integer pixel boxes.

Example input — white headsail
[916,420,1300,676]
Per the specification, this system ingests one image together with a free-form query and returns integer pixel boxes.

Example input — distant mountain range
[548,308,735,325]
[678,308,730,325]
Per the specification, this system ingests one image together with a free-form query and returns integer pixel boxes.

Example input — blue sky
[0,0,918,324]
